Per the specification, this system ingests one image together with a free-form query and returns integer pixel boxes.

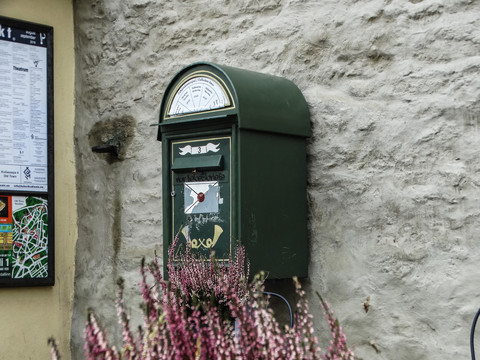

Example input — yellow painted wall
[0,1,76,359]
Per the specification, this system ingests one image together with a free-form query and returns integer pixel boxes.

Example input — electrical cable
[264,291,294,328]
[471,308,480,360]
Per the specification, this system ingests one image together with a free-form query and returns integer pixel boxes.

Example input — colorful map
[9,196,48,279]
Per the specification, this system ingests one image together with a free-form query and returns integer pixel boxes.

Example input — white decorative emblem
[179,143,220,156]
[168,76,230,116]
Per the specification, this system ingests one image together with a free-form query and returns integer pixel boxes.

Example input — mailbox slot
[172,155,224,172]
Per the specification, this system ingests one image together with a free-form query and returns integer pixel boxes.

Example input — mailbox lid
[158,62,311,138]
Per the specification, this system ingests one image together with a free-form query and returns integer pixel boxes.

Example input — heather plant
[49,235,354,360]
[167,236,250,323]
[47,337,61,360]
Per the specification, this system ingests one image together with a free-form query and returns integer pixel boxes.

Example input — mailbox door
[170,136,232,260]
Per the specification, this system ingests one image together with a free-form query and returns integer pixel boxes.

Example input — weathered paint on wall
[72,0,480,359]
[0,0,76,359]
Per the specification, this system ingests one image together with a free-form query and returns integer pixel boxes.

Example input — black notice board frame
[0,16,54,287]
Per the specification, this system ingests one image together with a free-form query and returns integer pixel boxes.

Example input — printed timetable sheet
[0,27,48,192]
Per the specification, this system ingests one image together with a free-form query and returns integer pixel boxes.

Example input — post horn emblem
[182,225,223,249]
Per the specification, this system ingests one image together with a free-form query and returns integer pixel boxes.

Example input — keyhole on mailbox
[197,192,205,203]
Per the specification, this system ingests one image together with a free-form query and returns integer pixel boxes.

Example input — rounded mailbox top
[158,62,311,139]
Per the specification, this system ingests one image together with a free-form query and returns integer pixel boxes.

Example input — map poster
[0,16,54,287]
[0,196,48,281]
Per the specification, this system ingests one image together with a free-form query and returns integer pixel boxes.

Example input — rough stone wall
[72,0,480,359]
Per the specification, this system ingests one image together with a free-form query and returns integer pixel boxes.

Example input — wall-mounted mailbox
[157,62,311,279]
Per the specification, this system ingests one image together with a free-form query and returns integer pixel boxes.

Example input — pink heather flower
[317,291,355,360]
[50,235,355,360]
[83,310,119,360]
[115,278,139,359]
[47,337,61,360]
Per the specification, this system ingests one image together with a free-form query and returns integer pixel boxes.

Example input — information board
[0,16,54,287]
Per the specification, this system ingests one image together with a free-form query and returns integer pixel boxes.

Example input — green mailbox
[157,62,311,278]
